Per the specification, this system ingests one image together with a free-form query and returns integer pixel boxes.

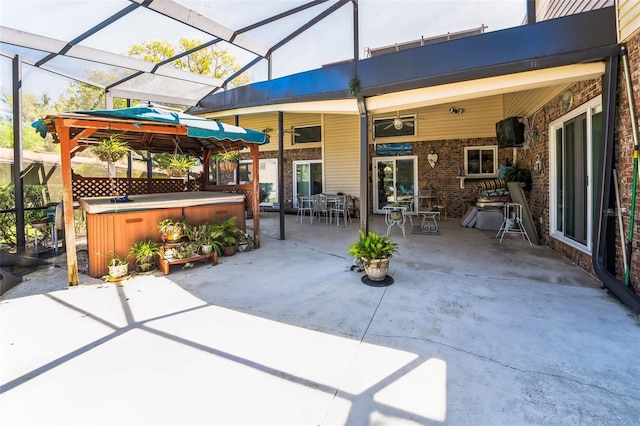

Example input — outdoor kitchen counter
[79,191,246,278]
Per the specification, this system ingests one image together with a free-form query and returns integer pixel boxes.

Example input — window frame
[549,96,602,254]
[463,145,498,178]
[292,124,322,144]
[373,114,417,139]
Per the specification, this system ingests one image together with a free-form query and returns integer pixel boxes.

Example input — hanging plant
[163,153,198,177]
[91,135,130,163]
[213,148,240,172]
[348,76,361,96]
[91,135,130,195]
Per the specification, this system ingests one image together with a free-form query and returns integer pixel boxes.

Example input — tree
[126,38,249,87]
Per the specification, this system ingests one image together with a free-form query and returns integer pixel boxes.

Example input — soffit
[201,62,606,119]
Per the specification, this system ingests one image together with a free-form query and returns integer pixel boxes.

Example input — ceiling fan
[381,112,415,130]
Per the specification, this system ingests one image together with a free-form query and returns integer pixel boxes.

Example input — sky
[0,0,527,103]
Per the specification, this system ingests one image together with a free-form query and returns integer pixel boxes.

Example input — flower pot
[108,263,128,278]
[361,257,390,281]
[238,242,249,252]
[223,246,236,256]
[219,160,237,172]
[201,244,213,255]
[390,211,403,221]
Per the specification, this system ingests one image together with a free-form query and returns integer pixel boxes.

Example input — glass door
[373,156,417,214]
[293,160,323,208]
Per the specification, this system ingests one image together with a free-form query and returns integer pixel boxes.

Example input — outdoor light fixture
[449,107,464,114]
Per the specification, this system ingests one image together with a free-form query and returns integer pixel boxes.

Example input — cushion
[475,209,504,230]
[460,206,478,228]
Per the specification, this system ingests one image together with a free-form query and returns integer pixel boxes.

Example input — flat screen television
[496,117,525,147]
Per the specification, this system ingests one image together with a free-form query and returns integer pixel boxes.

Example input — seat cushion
[475,210,503,230]
[460,206,478,228]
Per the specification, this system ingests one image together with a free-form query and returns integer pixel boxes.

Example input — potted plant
[99,250,130,281]
[348,231,398,282]
[213,148,241,172]
[91,135,130,194]
[162,153,198,178]
[390,202,403,221]
[211,217,241,256]
[158,218,186,243]
[237,232,252,252]
[129,240,161,273]
[503,163,533,191]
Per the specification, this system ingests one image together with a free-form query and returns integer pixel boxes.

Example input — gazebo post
[56,124,79,286]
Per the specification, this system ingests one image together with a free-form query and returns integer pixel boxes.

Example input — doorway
[372,156,418,214]
[293,160,323,208]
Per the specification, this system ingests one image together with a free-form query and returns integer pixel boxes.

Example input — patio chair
[329,195,352,227]
[312,194,330,225]
[296,195,314,223]
[433,191,447,220]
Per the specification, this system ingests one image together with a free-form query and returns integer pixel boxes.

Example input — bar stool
[496,202,531,245]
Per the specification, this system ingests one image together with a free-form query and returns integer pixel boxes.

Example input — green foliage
[348,231,398,260]
[209,217,242,247]
[212,148,241,162]
[154,153,198,177]
[0,184,51,248]
[91,135,130,163]
[503,163,532,191]
[129,240,161,261]
[126,38,249,87]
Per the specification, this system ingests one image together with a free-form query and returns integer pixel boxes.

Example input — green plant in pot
[212,217,241,255]
[158,218,186,243]
[91,135,130,194]
[99,250,130,281]
[348,231,398,282]
[213,148,241,172]
[129,240,161,273]
[503,163,532,191]
[162,153,198,178]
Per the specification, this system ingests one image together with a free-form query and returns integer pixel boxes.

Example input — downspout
[593,50,640,315]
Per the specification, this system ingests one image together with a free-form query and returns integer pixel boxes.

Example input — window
[373,115,416,138]
[239,159,278,206]
[464,146,497,177]
[550,97,601,252]
[293,125,321,144]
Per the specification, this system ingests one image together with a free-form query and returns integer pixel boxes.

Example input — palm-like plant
[91,135,130,194]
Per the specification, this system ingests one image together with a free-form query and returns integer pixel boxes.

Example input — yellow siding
[618,0,640,42]
[203,112,323,152]
[503,84,567,117]
[323,114,360,196]
[536,0,613,21]
[371,97,503,143]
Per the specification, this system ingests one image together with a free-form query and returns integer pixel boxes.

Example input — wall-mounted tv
[496,117,525,147]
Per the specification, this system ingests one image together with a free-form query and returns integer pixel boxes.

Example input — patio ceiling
[0,0,352,107]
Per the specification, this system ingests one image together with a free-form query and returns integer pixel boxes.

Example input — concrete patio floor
[1,213,639,425]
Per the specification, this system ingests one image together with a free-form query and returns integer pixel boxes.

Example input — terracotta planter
[222,246,236,256]
[361,257,390,281]
[219,161,237,172]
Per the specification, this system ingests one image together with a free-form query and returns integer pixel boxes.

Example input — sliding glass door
[372,156,417,213]
[293,160,323,208]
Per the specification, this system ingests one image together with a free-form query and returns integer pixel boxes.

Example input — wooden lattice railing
[206,184,254,211]
[72,175,199,200]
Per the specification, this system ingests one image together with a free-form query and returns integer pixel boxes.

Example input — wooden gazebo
[34,106,269,284]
